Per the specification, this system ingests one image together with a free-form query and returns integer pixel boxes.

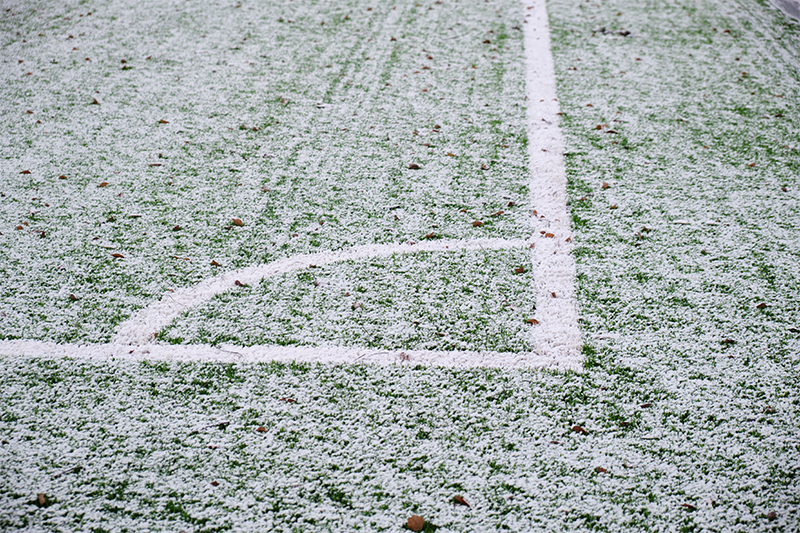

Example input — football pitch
[1,0,799,531]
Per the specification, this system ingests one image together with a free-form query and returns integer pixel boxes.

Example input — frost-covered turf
[2,0,800,532]
[0,0,531,347]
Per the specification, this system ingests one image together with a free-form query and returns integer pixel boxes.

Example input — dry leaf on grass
[407,515,424,532]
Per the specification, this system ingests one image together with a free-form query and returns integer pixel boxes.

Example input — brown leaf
[681,503,697,511]
[490,210,504,217]
[572,425,587,434]
[58,175,67,180]
[722,338,736,345]
[210,260,221,267]
[149,163,162,167]
[111,253,124,258]
[446,152,455,157]
[601,182,610,190]
[595,466,607,473]
[159,119,169,124]
[756,302,767,309]
[408,163,420,169]
[407,515,424,532]
[551,292,557,298]
[234,280,246,287]
[526,318,539,325]
[37,493,46,507]
[514,267,526,274]
[544,232,555,238]
[639,403,652,408]
[279,397,296,403]
[423,232,437,239]
[507,201,515,207]
[20,170,31,174]
[472,220,483,227]
[15,226,23,231]
[255,426,267,433]
[69,294,79,301]
[98,182,109,187]
[210,481,219,486]
[172,225,182,231]
[92,98,99,105]
[232,218,244,227]
[609,204,618,209]
[453,495,470,507]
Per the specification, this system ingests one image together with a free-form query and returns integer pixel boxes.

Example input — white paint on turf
[112,238,529,346]
[1,0,581,371]
[523,0,582,366]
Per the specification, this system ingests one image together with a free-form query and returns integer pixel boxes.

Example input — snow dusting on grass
[1,0,800,530]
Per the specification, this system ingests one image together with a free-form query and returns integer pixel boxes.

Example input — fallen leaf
[639,403,652,408]
[609,204,618,209]
[601,182,610,190]
[69,294,79,301]
[407,515,424,532]
[408,163,420,169]
[490,210,504,217]
[159,119,169,124]
[551,292,557,298]
[526,318,539,325]
[352,301,361,310]
[232,218,244,226]
[767,511,777,520]
[423,233,437,239]
[111,253,124,258]
[681,503,697,511]
[544,232,555,238]
[756,302,767,309]
[514,267,526,274]
[210,260,221,267]
[20,170,31,174]
[15,226,23,230]
[255,426,267,433]
[595,467,607,473]
[279,397,296,403]
[472,220,483,227]
[453,495,470,507]
[172,225,181,231]
[721,338,736,345]
[98,182,108,187]
[446,152,455,157]
[37,494,46,507]
[58,175,67,180]
[748,162,756,167]
[234,280,246,287]
[149,163,162,167]
[210,481,219,486]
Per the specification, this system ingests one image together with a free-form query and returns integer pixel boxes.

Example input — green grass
[1,0,800,530]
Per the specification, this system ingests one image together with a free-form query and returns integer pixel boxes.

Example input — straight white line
[0,340,580,370]
[523,0,583,367]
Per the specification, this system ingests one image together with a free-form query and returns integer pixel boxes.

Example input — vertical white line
[523,0,583,370]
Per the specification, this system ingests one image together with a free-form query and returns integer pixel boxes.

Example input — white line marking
[0,340,578,370]
[113,238,528,345]
[524,0,582,367]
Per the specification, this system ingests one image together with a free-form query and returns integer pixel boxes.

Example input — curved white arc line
[523,0,583,369]
[0,340,581,371]
[112,238,530,346]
